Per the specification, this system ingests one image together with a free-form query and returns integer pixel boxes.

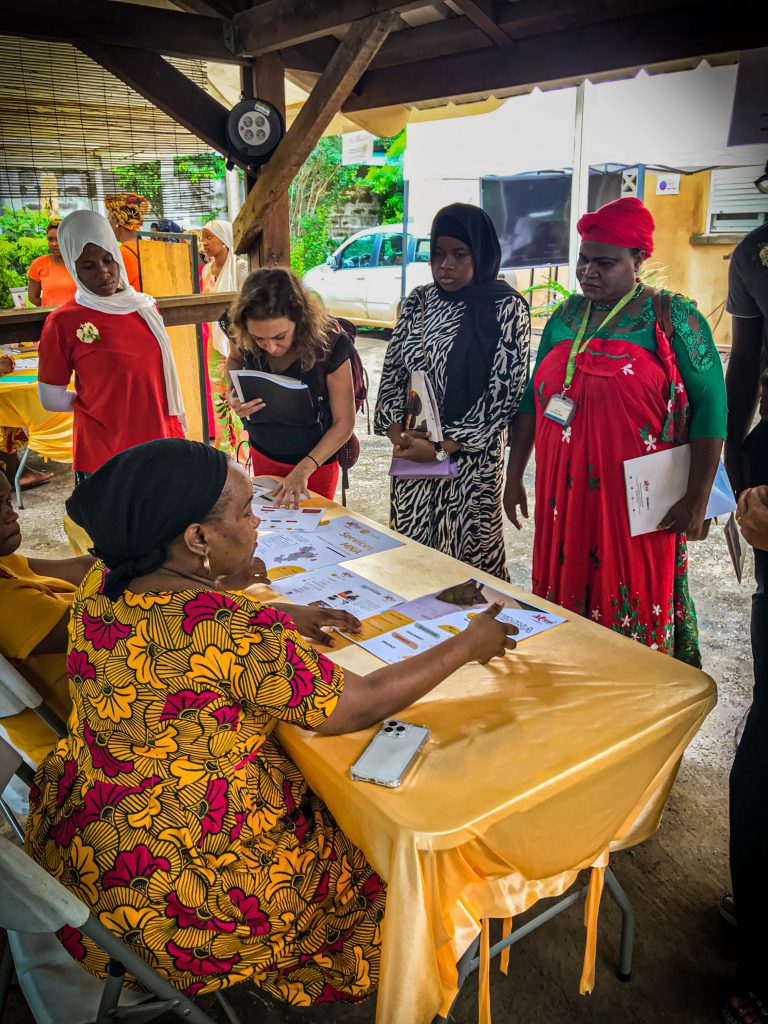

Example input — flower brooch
[758,243,768,269]
[76,322,100,344]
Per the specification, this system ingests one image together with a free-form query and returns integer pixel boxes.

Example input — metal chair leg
[96,959,127,1024]
[13,448,30,511]
[604,866,635,981]
[214,991,243,1024]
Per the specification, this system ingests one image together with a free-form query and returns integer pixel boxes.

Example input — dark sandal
[723,993,768,1024]
[718,892,737,927]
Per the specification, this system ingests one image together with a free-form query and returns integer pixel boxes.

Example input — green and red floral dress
[519,291,727,667]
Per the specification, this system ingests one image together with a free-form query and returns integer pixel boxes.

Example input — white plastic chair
[0,740,244,1023]
[0,652,68,741]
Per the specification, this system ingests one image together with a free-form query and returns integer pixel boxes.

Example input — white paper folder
[623,445,735,537]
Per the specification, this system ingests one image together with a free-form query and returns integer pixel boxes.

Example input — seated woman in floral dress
[25,438,515,1006]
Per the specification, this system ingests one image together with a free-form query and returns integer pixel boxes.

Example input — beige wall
[644,171,735,346]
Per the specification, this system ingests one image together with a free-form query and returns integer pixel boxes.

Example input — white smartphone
[350,720,430,789]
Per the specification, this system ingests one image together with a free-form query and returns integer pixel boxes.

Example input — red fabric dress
[531,318,699,664]
[38,300,184,473]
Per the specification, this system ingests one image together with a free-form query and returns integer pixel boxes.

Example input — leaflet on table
[357,606,563,663]
[395,577,563,626]
[251,477,311,514]
[255,531,344,579]
[254,506,325,531]
[343,578,565,660]
[11,357,38,371]
[317,516,404,559]
[270,566,405,618]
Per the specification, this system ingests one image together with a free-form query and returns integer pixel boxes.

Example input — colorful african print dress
[518,291,727,667]
[25,563,383,1005]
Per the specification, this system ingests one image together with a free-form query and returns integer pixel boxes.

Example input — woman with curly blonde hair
[226,268,357,505]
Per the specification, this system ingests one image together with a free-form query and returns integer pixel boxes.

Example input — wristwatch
[433,442,449,462]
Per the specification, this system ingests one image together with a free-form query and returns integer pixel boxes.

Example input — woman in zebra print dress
[374,204,530,580]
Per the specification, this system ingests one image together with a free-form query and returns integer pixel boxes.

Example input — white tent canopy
[404,64,767,181]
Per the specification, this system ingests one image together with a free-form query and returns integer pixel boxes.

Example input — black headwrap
[66,438,229,599]
[430,203,521,424]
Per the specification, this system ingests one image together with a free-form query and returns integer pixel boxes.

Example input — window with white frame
[707,166,768,234]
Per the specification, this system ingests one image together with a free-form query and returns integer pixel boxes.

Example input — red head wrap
[577,196,655,257]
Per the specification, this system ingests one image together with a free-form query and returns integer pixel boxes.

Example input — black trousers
[729,421,768,996]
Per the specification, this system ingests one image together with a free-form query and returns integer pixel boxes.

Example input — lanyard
[562,285,641,391]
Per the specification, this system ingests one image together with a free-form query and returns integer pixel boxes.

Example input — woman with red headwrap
[504,197,726,665]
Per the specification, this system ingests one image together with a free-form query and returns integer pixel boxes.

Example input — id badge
[543,393,576,426]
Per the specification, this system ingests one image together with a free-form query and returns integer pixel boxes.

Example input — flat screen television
[481,169,623,269]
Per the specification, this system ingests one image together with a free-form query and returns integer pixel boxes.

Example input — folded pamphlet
[404,370,443,442]
[230,369,315,426]
[623,446,736,537]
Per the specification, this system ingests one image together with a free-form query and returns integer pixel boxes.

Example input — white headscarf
[57,209,186,426]
[204,219,248,356]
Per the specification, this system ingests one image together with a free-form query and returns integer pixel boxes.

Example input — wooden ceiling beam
[233,12,397,253]
[281,15,490,73]
[3,0,246,64]
[279,38,340,74]
[450,0,513,46]
[371,14,490,68]
[229,0,405,56]
[78,43,250,171]
[343,3,759,110]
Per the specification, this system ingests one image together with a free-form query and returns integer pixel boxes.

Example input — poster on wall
[655,174,680,195]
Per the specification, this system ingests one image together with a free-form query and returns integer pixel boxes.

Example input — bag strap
[417,287,430,372]
[652,290,675,342]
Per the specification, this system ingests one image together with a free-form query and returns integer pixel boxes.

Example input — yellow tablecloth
[0,356,72,464]
[273,499,716,1024]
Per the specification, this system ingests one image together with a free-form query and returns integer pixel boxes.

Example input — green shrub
[0,230,49,308]
[0,205,48,241]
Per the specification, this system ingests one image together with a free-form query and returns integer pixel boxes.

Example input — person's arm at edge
[725,315,763,496]
[27,554,95,587]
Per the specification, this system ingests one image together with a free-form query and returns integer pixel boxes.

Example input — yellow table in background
[268,497,716,1024]
[0,352,72,465]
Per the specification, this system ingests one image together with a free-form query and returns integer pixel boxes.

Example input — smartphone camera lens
[384,727,393,733]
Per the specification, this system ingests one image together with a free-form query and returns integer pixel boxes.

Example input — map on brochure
[256,531,345,579]
[270,566,405,618]
[254,506,325,532]
[317,517,404,559]
[343,577,565,663]
[256,517,405,578]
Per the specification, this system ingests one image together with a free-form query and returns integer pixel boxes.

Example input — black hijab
[430,203,519,424]
[67,438,229,599]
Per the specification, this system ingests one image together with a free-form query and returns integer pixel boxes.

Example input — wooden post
[233,12,397,255]
[242,54,290,270]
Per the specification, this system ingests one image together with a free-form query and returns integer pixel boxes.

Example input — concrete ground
[3,334,752,1024]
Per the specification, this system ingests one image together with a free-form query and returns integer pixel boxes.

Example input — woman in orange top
[105,192,147,290]
[27,219,77,308]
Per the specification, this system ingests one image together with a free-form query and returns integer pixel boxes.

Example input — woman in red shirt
[37,210,185,482]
